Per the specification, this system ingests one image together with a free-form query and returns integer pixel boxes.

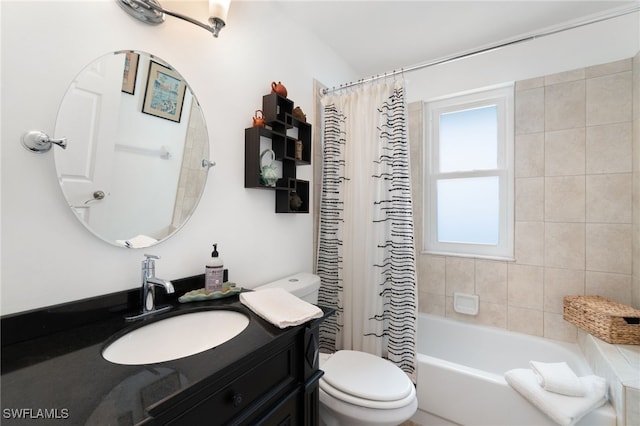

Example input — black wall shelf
[245,93,311,213]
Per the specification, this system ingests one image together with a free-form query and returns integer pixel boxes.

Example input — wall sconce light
[117,0,230,38]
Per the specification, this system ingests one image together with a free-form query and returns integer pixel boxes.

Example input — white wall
[404,10,639,102]
[2,1,638,317]
[0,0,357,315]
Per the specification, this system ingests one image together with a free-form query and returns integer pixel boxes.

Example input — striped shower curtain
[316,80,418,378]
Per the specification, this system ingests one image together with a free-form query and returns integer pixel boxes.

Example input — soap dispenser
[205,243,224,292]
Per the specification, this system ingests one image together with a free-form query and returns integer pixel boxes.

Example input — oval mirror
[53,51,210,248]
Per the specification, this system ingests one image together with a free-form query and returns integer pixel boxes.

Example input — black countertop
[1,275,332,425]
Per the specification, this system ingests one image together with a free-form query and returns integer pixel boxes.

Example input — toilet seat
[320,350,415,409]
[320,379,416,409]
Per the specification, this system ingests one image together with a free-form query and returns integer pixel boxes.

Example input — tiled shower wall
[172,100,209,233]
[411,57,638,343]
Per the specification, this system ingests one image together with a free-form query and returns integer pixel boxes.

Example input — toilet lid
[320,377,416,409]
[320,350,413,402]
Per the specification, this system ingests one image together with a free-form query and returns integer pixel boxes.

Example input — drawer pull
[232,392,243,407]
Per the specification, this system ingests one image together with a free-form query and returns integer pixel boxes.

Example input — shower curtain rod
[321,4,640,96]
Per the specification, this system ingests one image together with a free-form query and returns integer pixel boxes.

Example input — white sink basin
[103,310,250,365]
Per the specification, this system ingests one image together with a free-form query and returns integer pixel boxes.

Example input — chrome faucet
[126,254,175,321]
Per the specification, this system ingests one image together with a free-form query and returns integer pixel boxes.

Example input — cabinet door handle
[232,392,243,407]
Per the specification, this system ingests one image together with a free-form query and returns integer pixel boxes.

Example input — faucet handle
[142,254,160,270]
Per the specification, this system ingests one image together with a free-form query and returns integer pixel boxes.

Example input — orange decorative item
[271,81,288,98]
[253,110,265,127]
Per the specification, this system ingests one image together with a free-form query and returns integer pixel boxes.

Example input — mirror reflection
[54,51,209,248]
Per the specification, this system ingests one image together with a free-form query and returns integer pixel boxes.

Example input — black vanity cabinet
[1,278,330,426]
[142,319,323,426]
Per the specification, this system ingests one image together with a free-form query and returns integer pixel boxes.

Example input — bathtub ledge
[578,329,640,426]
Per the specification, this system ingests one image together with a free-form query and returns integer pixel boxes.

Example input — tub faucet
[126,254,174,321]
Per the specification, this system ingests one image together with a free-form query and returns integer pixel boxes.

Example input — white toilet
[254,273,418,426]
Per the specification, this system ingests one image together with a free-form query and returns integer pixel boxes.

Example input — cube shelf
[245,93,312,213]
[276,179,310,213]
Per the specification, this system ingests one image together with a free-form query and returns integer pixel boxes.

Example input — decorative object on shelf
[253,109,265,127]
[289,192,303,211]
[116,0,231,38]
[260,149,278,187]
[293,106,306,122]
[271,81,288,98]
[295,140,303,161]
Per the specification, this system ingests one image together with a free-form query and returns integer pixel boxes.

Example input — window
[424,85,514,259]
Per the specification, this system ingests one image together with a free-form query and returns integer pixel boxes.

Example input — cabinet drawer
[252,390,300,426]
[169,344,296,425]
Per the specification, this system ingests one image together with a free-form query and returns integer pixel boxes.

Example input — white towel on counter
[530,361,586,396]
[505,368,607,426]
[240,287,323,329]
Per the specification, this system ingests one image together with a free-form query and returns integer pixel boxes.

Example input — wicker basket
[563,295,640,345]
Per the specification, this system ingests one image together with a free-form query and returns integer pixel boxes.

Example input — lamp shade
[209,0,230,22]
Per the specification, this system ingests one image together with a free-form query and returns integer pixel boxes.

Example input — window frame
[423,84,515,260]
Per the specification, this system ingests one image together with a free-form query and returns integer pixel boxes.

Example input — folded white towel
[115,234,158,248]
[530,361,586,396]
[240,288,323,329]
[505,368,607,426]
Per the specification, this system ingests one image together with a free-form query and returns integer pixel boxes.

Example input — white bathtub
[414,314,616,426]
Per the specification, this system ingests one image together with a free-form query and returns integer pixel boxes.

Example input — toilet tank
[253,272,320,304]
